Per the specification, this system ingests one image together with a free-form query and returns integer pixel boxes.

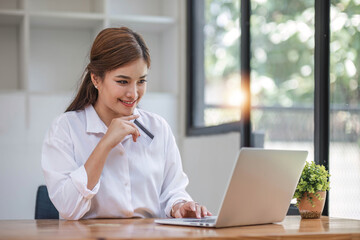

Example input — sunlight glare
[226,89,245,107]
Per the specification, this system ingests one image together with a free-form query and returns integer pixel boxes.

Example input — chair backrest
[35,185,59,219]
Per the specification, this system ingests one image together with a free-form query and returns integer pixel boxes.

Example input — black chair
[35,185,59,219]
[287,204,300,215]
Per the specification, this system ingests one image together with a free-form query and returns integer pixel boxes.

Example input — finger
[184,201,196,212]
[201,206,208,217]
[132,129,140,142]
[179,202,196,218]
[124,121,141,136]
[120,114,140,121]
[123,121,141,141]
[132,127,140,142]
[174,210,182,218]
[178,201,193,212]
[122,122,139,142]
[195,204,201,218]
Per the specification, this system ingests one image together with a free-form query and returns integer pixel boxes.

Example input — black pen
[134,119,154,140]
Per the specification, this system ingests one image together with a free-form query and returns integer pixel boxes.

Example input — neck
[93,102,117,127]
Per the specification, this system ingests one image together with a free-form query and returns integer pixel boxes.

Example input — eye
[116,80,128,84]
[138,79,147,84]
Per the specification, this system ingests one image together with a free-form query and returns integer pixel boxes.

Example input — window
[329,0,360,219]
[251,0,315,156]
[188,0,360,219]
[187,0,241,135]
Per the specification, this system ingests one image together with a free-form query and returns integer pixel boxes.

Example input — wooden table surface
[0,216,360,240]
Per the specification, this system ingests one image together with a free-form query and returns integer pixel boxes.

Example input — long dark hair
[65,27,151,112]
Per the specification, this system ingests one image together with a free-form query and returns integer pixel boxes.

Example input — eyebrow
[114,74,147,79]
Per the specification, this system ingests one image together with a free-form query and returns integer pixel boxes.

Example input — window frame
[187,0,330,215]
[186,0,242,136]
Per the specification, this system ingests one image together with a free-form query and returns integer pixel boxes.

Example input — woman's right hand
[84,114,140,190]
[101,115,140,150]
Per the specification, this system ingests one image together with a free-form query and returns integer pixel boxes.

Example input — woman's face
[93,58,148,119]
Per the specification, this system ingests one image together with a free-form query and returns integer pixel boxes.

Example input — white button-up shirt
[42,105,192,220]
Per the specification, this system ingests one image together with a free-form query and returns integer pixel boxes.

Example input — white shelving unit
[0,0,180,219]
[0,0,179,130]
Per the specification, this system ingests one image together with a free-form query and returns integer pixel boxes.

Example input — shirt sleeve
[41,116,100,220]
[159,120,193,217]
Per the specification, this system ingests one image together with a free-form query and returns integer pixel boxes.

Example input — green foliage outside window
[330,0,360,106]
[203,0,359,128]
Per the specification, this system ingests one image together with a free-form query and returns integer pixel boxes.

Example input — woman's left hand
[171,201,212,218]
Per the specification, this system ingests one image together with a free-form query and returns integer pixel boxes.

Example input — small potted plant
[293,161,330,219]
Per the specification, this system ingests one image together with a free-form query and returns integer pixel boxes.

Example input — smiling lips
[119,99,137,107]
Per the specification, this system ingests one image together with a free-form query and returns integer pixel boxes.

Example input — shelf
[0,0,23,10]
[30,12,104,29]
[28,90,75,96]
[29,27,93,92]
[0,89,25,94]
[0,92,27,142]
[109,15,175,32]
[28,0,104,13]
[0,24,21,90]
[107,0,177,18]
[0,10,24,25]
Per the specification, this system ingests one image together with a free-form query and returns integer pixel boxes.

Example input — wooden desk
[0,216,359,240]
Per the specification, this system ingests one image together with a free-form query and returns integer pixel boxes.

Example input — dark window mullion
[314,0,330,216]
[240,0,251,148]
[187,0,206,134]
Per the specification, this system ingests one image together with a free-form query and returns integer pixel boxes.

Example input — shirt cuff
[70,165,100,200]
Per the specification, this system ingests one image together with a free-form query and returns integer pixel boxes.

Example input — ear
[90,73,99,88]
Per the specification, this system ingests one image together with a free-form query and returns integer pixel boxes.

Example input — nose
[125,83,138,99]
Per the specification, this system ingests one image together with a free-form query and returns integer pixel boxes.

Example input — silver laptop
[155,148,307,228]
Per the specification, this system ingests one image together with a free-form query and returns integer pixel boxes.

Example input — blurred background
[0,0,359,220]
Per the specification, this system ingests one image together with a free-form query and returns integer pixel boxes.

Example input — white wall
[181,134,240,214]
[0,93,73,219]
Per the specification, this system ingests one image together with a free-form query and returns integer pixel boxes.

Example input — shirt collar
[85,105,108,134]
[85,105,142,134]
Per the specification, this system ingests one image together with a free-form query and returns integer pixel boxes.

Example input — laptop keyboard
[182,218,217,223]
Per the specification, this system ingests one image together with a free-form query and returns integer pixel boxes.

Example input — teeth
[120,99,134,104]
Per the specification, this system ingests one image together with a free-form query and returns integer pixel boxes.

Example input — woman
[42,27,211,220]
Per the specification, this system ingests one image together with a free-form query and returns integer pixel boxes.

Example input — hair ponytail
[65,71,98,112]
